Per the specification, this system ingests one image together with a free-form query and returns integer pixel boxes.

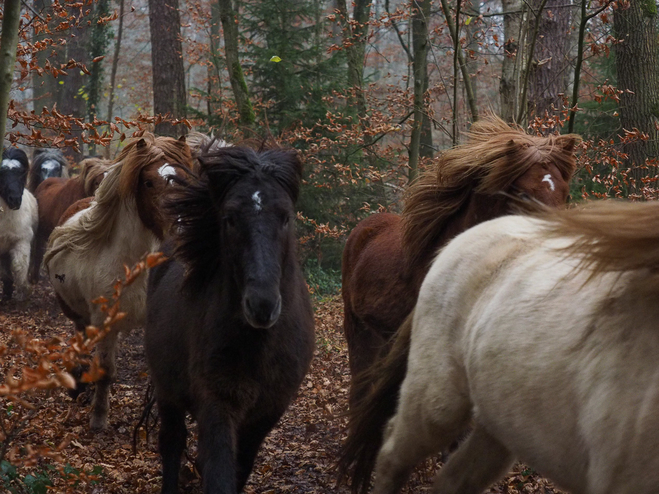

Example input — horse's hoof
[89,414,108,431]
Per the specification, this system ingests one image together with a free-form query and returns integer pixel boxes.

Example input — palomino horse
[0,148,38,301]
[29,157,110,282]
[342,115,579,396]
[355,201,659,494]
[44,134,193,430]
[145,145,314,493]
[28,148,70,193]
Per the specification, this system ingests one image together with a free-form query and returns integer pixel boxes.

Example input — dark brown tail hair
[337,312,414,494]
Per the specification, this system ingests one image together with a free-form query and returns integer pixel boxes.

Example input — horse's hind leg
[371,388,471,494]
[431,424,513,494]
[90,329,119,430]
[157,401,186,494]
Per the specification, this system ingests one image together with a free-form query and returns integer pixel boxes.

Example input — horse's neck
[102,201,160,260]
[410,192,512,291]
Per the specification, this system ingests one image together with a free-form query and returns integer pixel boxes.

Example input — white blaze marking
[158,163,176,178]
[1,159,22,170]
[41,160,60,172]
[542,173,555,191]
[252,191,262,212]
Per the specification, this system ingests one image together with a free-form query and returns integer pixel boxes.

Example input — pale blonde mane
[402,114,580,269]
[540,200,659,278]
[45,133,193,263]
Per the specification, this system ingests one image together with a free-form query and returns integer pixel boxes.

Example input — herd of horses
[0,115,657,493]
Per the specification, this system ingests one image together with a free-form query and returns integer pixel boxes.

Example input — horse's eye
[145,180,154,188]
[281,215,290,228]
[223,215,236,228]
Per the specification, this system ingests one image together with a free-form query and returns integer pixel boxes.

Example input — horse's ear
[136,138,147,149]
[562,137,577,154]
[178,135,187,142]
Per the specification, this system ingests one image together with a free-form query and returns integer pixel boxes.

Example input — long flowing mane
[45,133,192,261]
[402,114,580,270]
[78,157,111,195]
[540,200,659,279]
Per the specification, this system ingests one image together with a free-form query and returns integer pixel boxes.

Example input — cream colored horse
[371,201,659,494]
[45,134,193,430]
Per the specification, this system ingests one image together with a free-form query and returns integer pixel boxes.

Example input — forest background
[2,0,659,287]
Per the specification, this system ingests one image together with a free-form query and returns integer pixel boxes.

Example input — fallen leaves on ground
[0,281,566,493]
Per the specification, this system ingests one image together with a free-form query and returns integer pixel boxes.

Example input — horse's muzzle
[242,289,282,329]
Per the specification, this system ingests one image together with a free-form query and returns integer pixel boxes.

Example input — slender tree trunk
[408,0,430,183]
[500,0,524,122]
[0,0,22,145]
[207,1,222,124]
[440,0,479,125]
[336,0,371,122]
[148,0,187,137]
[106,0,124,157]
[218,0,254,127]
[527,0,572,122]
[32,0,58,113]
[614,0,659,193]
[87,0,110,155]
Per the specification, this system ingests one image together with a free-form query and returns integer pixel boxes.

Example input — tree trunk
[32,0,58,113]
[207,0,222,124]
[218,0,254,127]
[58,3,90,161]
[336,0,371,122]
[527,0,572,121]
[614,0,659,193]
[408,0,431,183]
[500,0,525,123]
[148,0,187,137]
[0,0,22,145]
[106,0,125,158]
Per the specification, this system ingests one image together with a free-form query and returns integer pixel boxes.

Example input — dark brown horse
[29,157,110,282]
[145,145,315,494]
[338,116,580,493]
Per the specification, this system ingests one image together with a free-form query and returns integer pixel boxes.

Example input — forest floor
[0,279,566,493]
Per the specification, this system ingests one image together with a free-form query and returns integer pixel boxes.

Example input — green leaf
[465,16,472,25]
[269,56,282,63]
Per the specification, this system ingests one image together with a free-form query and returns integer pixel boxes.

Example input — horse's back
[408,213,659,493]
[58,197,94,226]
[342,213,415,376]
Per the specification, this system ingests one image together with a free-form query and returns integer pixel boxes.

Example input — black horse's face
[0,157,28,210]
[221,175,293,329]
[39,159,63,181]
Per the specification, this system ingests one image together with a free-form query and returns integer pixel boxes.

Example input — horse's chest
[0,214,26,252]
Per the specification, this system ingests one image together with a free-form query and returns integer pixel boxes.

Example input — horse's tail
[542,201,659,278]
[337,311,413,494]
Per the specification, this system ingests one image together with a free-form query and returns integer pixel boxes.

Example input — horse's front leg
[197,405,238,494]
[9,239,31,301]
[90,328,119,431]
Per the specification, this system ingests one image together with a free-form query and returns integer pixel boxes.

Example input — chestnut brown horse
[342,115,580,390]
[339,116,580,491]
[29,157,110,282]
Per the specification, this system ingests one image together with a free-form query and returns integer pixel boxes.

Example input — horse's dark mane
[167,145,302,292]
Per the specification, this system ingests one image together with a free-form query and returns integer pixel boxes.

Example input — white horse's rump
[373,208,659,494]
[0,189,38,301]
